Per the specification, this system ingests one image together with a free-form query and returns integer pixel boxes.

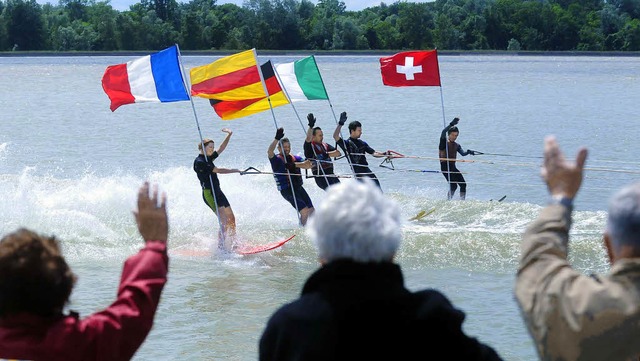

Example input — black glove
[468,149,476,155]
[338,111,347,126]
[307,113,316,128]
[275,127,284,140]
[449,117,459,126]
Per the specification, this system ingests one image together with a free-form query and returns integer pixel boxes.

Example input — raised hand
[134,182,168,243]
[221,128,233,135]
[275,127,285,140]
[541,136,588,199]
[338,112,347,126]
[307,113,316,128]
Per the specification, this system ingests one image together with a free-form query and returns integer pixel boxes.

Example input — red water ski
[235,235,296,255]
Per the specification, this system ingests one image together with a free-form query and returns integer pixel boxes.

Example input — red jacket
[0,241,169,361]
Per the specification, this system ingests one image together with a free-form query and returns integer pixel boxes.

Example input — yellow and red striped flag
[190,49,289,119]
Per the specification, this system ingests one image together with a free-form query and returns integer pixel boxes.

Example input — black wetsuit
[439,125,472,199]
[337,137,381,189]
[194,152,231,210]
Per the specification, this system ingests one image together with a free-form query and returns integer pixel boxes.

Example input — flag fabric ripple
[275,56,328,102]
[379,50,441,87]
[101,45,189,111]
[190,49,264,101]
[209,61,289,120]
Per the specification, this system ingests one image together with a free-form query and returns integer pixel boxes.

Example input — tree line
[1,0,639,52]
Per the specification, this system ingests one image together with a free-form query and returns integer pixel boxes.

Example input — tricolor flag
[275,56,328,102]
[209,61,289,120]
[379,50,441,87]
[101,45,189,111]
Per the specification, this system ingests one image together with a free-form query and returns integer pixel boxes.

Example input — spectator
[259,179,502,361]
[0,182,169,361]
[516,136,640,360]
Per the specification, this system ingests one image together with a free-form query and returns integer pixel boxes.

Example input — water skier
[333,111,389,190]
[438,117,478,200]
[304,113,341,191]
[194,128,241,250]
[268,127,314,226]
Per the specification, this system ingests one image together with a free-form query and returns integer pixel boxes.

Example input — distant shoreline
[2,50,640,57]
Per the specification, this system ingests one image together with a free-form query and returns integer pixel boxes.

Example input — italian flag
[275,56,328,102]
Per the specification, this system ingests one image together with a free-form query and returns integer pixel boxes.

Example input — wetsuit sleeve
[362,141,375,155]
[326,143,337,152]
[439,125,452,151]
[336,138,346,153]
[77,241,169,361]
[457,144,471,156]
[303,141,314,159]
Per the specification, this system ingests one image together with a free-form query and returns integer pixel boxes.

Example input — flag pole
[254,49,303,226]
[272,59,332,188]
[435,49,453,200]
[310,55,357,177]
[176,43,228,249]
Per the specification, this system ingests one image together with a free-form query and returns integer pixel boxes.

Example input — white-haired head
[606,182,640,253]
[306,179,402,263]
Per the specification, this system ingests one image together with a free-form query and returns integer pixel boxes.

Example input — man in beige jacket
[516,136,640,360]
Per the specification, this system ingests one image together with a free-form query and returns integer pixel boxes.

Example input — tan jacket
[515,204,640,361]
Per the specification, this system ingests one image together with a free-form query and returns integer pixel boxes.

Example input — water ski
[490,195,507,202]
[235,235,296,255]
[409,208,436,221]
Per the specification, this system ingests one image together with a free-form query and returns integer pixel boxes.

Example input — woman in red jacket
[0,182,169,361]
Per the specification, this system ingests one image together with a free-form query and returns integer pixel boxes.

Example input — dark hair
[348,121,362,133]
[447,126,459,135]
[312,127,322,136]
[279,137,290,144]
[0,228,76,318]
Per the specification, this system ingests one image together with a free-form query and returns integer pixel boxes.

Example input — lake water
[1,54,639,360]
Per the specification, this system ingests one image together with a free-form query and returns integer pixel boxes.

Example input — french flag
[101,45,190,112]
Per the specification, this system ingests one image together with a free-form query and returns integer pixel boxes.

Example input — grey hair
[606,182,640,251]
[306,179,401,263]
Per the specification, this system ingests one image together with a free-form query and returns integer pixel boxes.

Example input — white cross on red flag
[379,50,441,87]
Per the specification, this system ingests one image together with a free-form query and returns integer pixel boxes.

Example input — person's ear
[604,233,615,265]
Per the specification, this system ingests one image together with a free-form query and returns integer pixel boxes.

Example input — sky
[36,0,431,12]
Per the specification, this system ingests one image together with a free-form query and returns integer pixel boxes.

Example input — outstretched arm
[267,139,278,158]
[268,128,285,158]
[295,159,312,169]
[214,167,241,174]
[216,128,233,155]
[81,182,169,361]
[333,111,347,142]
[306,113,316,143]
[372,150,390,158]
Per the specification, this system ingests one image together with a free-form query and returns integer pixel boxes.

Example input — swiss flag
[379,50,441,87]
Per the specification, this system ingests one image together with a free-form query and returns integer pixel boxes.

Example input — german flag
[190,50,289,120]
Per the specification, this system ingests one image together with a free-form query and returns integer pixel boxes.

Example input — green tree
[397,2,435,49]
[5,0,45,50]
[88,1,118,50]
[59,0,89,21]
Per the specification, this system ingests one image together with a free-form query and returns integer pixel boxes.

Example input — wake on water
[0,151,608,274]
